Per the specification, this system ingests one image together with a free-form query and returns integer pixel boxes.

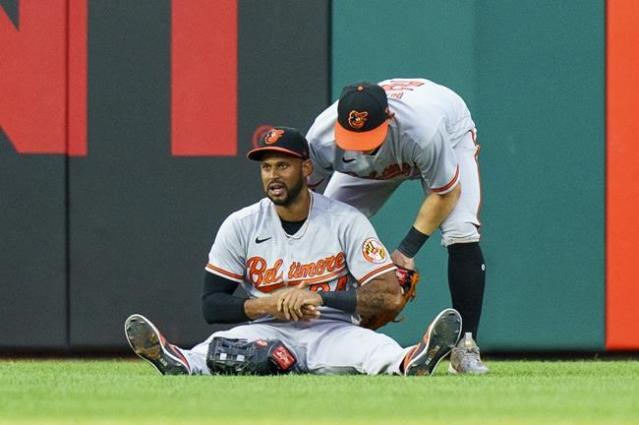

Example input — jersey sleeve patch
[362,238,388,264]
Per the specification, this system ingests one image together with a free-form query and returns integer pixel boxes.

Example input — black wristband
[397,226,429,258]
[319,291,357,314]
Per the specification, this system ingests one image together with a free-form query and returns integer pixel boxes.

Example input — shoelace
[463,349,483,367]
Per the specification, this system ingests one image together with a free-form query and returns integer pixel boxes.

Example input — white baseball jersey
[205,191,396,324]
[307,78,475,194]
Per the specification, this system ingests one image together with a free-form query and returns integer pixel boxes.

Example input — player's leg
[184,323,301,375]
[301,320,408,375]
[430,129,489,374]
[401,308,462,376]
[124,315,300,376]
[302,309,461,376]
[323,172,401,218]
[124,314,193,375]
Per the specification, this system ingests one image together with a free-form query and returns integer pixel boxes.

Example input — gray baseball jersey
[205,191,396,324]
[307,78,475,194]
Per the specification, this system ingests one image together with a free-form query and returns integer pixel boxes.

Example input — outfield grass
[0,359,638,425]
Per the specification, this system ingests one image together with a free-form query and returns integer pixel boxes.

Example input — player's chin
[267,191,289,206]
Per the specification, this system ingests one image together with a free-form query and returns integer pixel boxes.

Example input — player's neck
[275,189,311,222]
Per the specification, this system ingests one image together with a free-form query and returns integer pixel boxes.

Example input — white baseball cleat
[124,314,191,375]
[402,308,462,376]
[448,332,489,375]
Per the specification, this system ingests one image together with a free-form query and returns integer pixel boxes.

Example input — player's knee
[441,222,480,246]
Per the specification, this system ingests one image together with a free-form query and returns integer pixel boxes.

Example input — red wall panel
[606,0,639,350]
[0,0,86,155]
[1,1,66,153]
[171,0,237,156]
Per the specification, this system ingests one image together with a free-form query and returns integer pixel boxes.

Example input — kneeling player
[124,127,462,376]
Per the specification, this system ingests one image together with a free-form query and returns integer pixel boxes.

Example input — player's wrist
[319,291,357,313]
[310,292,323,306]
[397,226,429,258]
[244,297,274,320]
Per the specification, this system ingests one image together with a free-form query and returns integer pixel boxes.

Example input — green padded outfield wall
[332,0,605,350]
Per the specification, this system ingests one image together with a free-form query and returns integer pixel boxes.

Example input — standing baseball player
[124,127,462,376]
[305,78,488,374]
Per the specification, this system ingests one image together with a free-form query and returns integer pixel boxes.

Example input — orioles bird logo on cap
[348,110,368,129]
[264,129,285,144]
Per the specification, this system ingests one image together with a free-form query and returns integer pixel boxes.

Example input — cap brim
[334,121,389,151]
[247,146,305,161]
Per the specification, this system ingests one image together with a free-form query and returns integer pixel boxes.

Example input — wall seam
[64,0,71,352]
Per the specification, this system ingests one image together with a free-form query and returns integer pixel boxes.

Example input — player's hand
[268,301,319,321]
[276,288,322,321]
[300,305,321,320]
[391,249,416,270]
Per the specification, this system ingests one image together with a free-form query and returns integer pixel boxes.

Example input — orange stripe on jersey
[206,263,243,280]
[287,268,347,287]
[431,165,459,193]
[358,263,396,286]
[472,131,483,227]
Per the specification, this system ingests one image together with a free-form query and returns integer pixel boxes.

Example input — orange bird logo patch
[362,238,387,264]
[264,129,285,144]
[348,110,368,129]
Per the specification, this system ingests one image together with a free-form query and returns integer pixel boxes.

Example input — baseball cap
[334,82,389,151]
[247,126,310,161]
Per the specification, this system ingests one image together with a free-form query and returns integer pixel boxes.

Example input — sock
[447,242,486,341]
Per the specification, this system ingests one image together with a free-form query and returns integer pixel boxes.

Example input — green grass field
[0,359,638,425]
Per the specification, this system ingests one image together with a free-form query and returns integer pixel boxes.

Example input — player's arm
[203,272,319,322]
[288,270,402,322]
[202,272,277,322]
[306,144,333,192]
[275,275,401,323]
[413,183,461,235]
[201,272,249,324]
[314,212,402,321]
[355,270,403,321]
[393,128,462,269]
[245,292,320,321]
[392,184,461,269]
[393,182,461,269]
[306,115,336,193]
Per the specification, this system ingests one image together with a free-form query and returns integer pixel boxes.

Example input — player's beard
[266,175,304,206]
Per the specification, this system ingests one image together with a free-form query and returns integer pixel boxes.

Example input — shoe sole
[405,308,462,376]
[124,314,189,375]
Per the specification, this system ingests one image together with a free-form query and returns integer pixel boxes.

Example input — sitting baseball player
[124,127,462,376]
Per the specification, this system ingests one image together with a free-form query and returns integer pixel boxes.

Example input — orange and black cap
[335,82,390,151]
[247,126,310,161]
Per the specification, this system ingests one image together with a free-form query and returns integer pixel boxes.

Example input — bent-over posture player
[125,127,462,376]
[306,78,488,374]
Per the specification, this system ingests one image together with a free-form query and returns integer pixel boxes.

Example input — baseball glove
[359,265,420,330]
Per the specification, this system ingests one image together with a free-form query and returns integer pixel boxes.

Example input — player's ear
[302,159,313,178]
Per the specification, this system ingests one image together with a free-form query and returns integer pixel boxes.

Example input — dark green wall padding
[332,0,604,350]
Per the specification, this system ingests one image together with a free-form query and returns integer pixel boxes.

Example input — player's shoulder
[223,198,271,227]
[306,101,338,143]
[311,192,367,219]
[311,100,338,126]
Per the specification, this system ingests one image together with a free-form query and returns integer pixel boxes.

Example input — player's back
[306,77,475,152]
[380,78,475,144]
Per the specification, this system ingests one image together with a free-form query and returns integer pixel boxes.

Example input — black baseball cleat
[402,308,462,376]
[124,314,191,375]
